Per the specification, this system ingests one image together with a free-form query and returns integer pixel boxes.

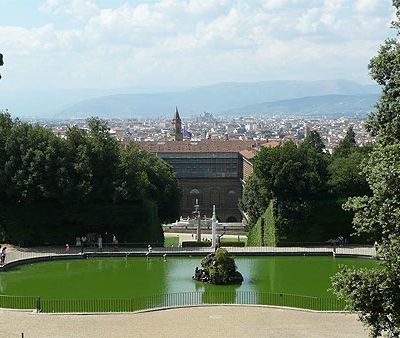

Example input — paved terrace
[0,306,367,338]
[1,245,376,269]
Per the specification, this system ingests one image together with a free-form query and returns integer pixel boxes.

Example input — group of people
[66,234,118,253]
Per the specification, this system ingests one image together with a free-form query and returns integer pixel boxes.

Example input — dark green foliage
[328,147,371,197]
[300,130,325,153]
[116,144,181,222]
[0,113,179,245]
[247,200,276,246]
[219,240,245,247]
[331,2,400,336]
[1,201,162,246]
[182,241,211,247]
[332,243,400,337]
[334,126,357,157]
[367,38,400,143]
[239,174,270,223]
[253,141,329,202]
[242,127,371,246]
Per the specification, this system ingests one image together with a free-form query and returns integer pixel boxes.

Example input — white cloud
[355,0,381,14]
[40,0,99,22]
[0,0,396,89]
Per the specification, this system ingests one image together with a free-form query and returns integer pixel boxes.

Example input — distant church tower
[172,106,183,141]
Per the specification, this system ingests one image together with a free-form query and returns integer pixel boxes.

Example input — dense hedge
[0,200,163,246]
[182,241,211,247]
[247,198,366,246]
[247,200,276,246]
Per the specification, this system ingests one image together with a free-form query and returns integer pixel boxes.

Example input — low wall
[0,246,375,272]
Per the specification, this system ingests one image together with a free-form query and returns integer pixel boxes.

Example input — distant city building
[172,106,183,141]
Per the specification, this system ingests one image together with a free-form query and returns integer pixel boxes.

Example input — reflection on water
[0,256,380,299]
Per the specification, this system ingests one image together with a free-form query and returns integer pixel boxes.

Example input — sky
[0,0,396,92]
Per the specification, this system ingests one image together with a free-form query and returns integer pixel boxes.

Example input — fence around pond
[0,291,346,313]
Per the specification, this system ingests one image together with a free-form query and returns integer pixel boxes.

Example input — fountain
[192,248,243,285]
[192,205,243,285]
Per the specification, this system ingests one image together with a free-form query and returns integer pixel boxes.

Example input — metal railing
[0,294,38,310]
[0,291,346,313]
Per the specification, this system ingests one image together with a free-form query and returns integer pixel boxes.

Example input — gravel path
[0,306,367,338]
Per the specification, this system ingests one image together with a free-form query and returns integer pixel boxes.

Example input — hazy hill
[224,94,379,117]
[58,80,380,119]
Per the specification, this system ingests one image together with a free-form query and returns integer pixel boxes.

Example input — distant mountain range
[0,79,381,119]
[223,94,379,118]
[58,80,380,119]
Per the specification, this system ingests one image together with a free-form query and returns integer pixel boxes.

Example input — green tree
[86,117,119,203]
[241,141,329,242]
[240,174,270,223]
[333,126,357,157]
[331,1,400,336]
[63,126,93,203]
[328,147,371,197]
[301,130,325,153]
[0,114,180,244]
[253,141,328,201]
[139,150,181,223]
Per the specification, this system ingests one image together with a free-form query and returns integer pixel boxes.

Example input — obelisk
[211,205,217,249]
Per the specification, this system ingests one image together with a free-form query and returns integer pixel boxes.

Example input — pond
[0,256,380,299]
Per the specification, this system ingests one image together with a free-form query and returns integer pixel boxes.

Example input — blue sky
[0,0,395,92]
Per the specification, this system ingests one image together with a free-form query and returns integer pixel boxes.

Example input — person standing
[81,235,87,248]
[97,235,103,250]
[112,234,119,252]
[65,244,70,254]
[0,247,7,266]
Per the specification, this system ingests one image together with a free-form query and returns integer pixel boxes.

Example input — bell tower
[172,106,183,141]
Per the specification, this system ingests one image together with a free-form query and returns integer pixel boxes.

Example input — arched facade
[181,178,242,221]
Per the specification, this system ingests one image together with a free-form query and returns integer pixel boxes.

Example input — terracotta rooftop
[240,140,281,160]
[136,139,257,153]
[239,149,257,160]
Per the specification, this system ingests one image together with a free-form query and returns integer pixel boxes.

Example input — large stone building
[138,108,279,222]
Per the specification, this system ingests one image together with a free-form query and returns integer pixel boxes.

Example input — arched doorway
[189,188,200,208]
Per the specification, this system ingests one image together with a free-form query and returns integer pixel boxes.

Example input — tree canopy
[300,130,325,153]
[0,113,181,244]
[241,128,371,243]
[331,1,400,336]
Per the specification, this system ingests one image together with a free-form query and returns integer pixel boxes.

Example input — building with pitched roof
[137,108,280,222]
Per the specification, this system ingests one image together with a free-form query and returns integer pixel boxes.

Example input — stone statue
[0,53,3,80]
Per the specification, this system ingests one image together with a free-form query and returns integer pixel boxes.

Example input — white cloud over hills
[0,0,395,91]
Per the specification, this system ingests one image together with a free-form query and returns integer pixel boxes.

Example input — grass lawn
[164,236,180,247]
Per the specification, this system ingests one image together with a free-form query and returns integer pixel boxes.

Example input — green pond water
[0,256,379,299]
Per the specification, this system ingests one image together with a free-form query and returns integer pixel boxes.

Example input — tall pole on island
[211,205,217,249]
[194,199,201,242]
